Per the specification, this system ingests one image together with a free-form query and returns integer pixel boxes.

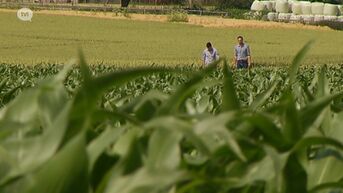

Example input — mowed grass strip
[0,10,343,66]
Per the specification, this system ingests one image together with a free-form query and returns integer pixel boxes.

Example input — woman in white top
[203,42,219,66]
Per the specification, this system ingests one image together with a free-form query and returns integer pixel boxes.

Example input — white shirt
[203,47,219,65]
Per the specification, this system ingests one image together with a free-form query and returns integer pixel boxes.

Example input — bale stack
[278,12,292,22]
[276,0,289,13]
[292,2,302,15]
[251,1,266,11]
[261,1,274,11]
[311,2,324,15]
[267,12,278,21]
[323,3,338,16]
[250,0,343,25]
[290,14,302,23]
[314,15,324,23]
[324,15,338,21]
[338,16,343,22]
[301,1,312,15]
[302,15,314,24]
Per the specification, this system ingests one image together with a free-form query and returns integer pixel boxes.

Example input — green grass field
[1,10,343,66]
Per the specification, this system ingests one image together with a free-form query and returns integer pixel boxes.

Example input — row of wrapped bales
[251,0,342,16]
[266,12,343,23]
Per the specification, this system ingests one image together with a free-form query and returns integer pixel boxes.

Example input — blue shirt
[234,43,250,61]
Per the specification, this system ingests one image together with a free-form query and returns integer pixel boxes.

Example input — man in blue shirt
[234,36,252,69]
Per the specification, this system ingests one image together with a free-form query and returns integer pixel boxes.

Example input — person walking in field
[234,36,252,69]
[203,42,219,66]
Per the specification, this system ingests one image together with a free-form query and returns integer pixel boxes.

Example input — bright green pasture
[1,11,343,66]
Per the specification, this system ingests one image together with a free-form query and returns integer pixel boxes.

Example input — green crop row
[0,62,342,111]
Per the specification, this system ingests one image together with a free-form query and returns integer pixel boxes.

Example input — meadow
[1,9,343,66]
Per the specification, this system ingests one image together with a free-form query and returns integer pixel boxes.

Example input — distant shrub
[121,8,131,18]
[245,10,269,20]
[167,10,189,22]
[224,8,250,19]
[216,0,254,10]
[222,8,269,20]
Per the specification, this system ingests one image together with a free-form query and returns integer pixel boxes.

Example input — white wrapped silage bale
[301,2,312,15]
[292,2,302,15]
[278,13,292,22]
[314,15,324,23]
[338,5,342,16]
[302,15,314,24]
[288,0,294,10]
[324,15,338,21]
[276,0,289,13]
[323,4,338,16]
[290,14,302,23]
[311,2,324,15]
[251,1,266,11]
[261,1,273,11]
[337,16,343,22]
[267,12,278,21]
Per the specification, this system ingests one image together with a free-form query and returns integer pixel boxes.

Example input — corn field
[0,42,343,193]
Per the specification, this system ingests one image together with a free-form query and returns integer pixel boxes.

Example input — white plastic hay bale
[324,15,338,21]
[278,13,292,22]
[301,2,312,15]
[311,2,324,15]
[302,14,314,24]
[323,4,338,16]
[267,12,278,21]
[314,15,324,23]
[288,0,294,10]
[261,1,273,11]
[276,0,289,13]
[292,2,302,15]
[338,5,343,16]
[290,14,302,23]
[251,1,266,11]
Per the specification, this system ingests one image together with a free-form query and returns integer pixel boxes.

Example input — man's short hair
[237,36,244,40]
[206,42,212,48]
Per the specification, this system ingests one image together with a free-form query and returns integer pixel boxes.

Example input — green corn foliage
[0,43,342,193]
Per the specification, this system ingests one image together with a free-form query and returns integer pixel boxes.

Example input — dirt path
[1,8,331,31]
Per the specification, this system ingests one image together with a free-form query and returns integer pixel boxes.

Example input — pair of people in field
[203,36,252,69]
